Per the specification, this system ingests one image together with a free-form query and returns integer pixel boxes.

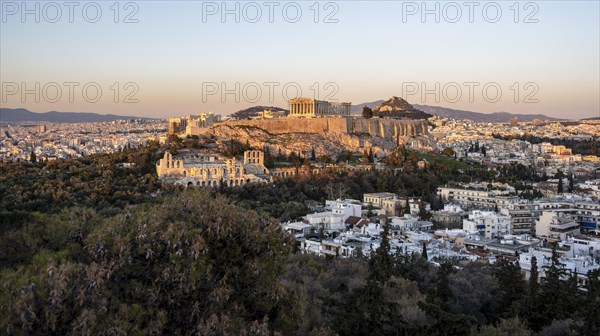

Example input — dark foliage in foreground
[2,189,599,335]
[1,147,598,335]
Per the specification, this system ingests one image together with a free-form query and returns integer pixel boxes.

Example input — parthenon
[288,97,351,118]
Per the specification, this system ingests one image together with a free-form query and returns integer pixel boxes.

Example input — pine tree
[421,241,428,260]
[30,150,36,163]
[362,106,373,119]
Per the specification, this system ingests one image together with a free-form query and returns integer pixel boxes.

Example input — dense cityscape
[2,1,599,335]
[2,99,600,334]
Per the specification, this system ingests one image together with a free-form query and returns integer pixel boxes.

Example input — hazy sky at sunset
[1,1,599,119]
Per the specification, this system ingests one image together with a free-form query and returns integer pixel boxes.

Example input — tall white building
[463,210,511,239]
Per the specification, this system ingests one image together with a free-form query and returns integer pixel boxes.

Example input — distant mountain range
[413,105,561,122]
[0,108,153,123]
[351,100,561,122]
[2,104,587,124]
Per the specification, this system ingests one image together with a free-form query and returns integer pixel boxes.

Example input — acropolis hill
[209,118,431,158]
[173,97,435,156]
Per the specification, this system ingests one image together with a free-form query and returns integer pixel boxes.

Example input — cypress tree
[576,269,600,335]
[568,173,574,193]
[539,246,572,324]
[557,177,564,194]
[369,219,394,284]
[529,256,539,300]
[494,259,525,318]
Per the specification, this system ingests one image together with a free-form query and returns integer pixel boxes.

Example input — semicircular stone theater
[156,149,271,187]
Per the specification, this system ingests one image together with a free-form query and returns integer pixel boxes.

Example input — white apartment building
[536,210,580,241]
[463,210,511,239]
[324,199,362,221]
[437,187,518,210]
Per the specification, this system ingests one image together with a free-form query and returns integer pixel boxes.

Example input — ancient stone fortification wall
[351,118,427,138]
[212,117,427,138]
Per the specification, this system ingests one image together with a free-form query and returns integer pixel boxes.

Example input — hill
[372,96,432,120]
[0,108,153,123]
[229,106,288,120]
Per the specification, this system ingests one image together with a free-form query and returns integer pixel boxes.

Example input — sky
[1,0,599,119]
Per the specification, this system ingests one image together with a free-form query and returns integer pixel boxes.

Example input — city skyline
[2,1,599,119]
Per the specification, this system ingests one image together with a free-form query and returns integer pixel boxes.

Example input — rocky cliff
[206,117,435,157]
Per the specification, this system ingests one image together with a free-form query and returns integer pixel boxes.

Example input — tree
[418,203,432,220]
[567,173,574,193]
[442,147,455,157]
[538,246,578,325]
[30,150,36,163]
[427,260,454,310]
[421,241,428,260]
[557,177,564,194]
[404,198,411,215]
[529,256,539,301]
[333,219,407,335]
[310,147,316,161]
[494,259,525,319]
[363,149,370,164]
[362,106,373,119]
[369,219,394,284]
[576,269,600,335]
[477,317,531,336]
